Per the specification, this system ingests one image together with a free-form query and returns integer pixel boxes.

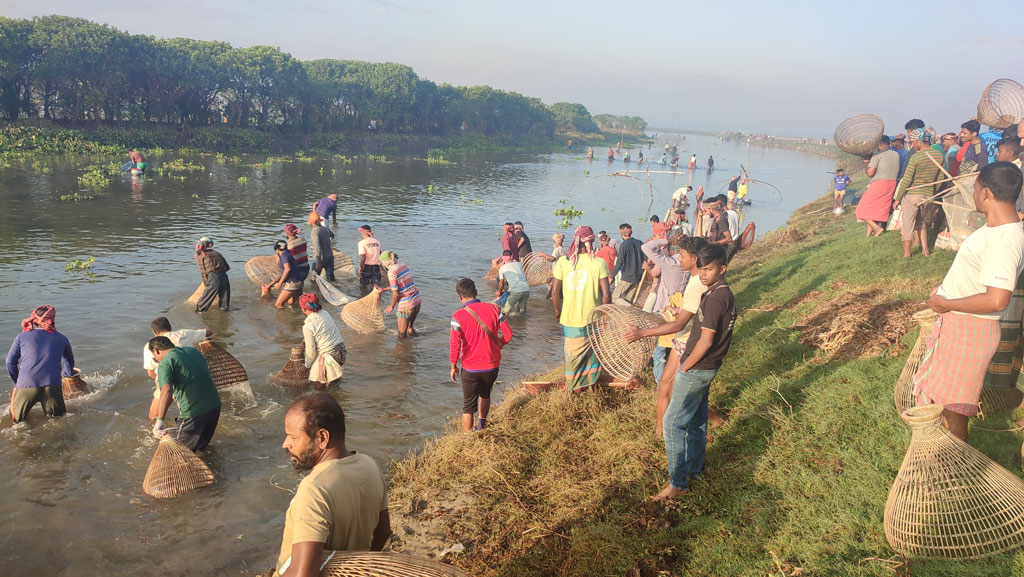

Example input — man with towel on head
[501,222,521,262]
[299,294,345,389]
[913,162,1024,442]
[357,225,382,296]
[551,225,611,391]
[6,305,75,423]
[194,237,231,312]
[892,128,944,258]
[284,224,311,281]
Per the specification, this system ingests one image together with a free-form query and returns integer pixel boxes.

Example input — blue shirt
[278,250,305,283]
[833,174,851,191]
[315,197,337,220]
[6,329,74,389]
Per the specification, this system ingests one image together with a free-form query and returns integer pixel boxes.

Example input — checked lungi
[983,270,1024,393]
[563,326,601,391]
[913,311,1001,416]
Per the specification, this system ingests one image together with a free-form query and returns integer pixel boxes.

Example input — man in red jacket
[450,278,513,432]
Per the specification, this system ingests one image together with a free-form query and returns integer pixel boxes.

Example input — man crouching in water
[275,393,391,576]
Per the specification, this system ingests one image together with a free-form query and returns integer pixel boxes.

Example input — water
[0,132,836,575]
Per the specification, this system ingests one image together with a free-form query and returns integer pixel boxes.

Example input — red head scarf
[22,305,56,332]
[299,293,321,313]
[568,225,595,267]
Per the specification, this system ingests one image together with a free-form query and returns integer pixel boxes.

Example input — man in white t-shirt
[495,250,530,316]
[672,186,692,210]
[357,225,382,296]
[913,161,1024,441]
[142,316,211,418]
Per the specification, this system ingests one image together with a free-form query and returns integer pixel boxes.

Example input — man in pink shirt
[450,278,513,432]
[500,222,520,262]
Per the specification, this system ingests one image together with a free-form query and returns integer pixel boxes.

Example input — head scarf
[503,223,514,236]
[284,224,300,237]
[298,293,321,312]
[567,225,595,267]
[552,233,565,245]
[22,305,56,333]
[308,211,322,226]
[380,250,396,264]
[908,128,931,144]
[501,253,512,263]
[194,237,213,259]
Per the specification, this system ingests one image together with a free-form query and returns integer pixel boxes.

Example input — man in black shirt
[610,223,647,305]
[655,244,735,501]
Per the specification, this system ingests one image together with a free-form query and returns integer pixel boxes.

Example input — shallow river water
[0,133,836,575]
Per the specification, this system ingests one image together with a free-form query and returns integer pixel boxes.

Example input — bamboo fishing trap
[483,260,499,281]
[938,173,986,250]
[977,78,1024,130]
[340,290,386,334]
[195,340,254,400]
[521,252,553,286]
[318,551,468,577]
[894,309,938,415]
[333,250,355,277]
[586,304,665,381]
[142,436,215,498]
[244,255,280,285]
[833,114,885,159]
[186,283,205,305]
[61,368,91,400]
[272,344,315,388]
[884,404,1024,559]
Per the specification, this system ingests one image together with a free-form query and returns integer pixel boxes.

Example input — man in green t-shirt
[551,225,610,391]
[148,336,222,452]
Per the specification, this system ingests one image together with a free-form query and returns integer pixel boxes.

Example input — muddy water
[0,133,836,575]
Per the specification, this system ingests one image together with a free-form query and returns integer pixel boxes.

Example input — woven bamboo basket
[586,304,665,381]
[61,368,91,400]
[245,255,280,285]
[340,290,385,334]
[894,309,938,415]
[272,344,315,388]
[319,551,468,577]
[195,340,253,398]
[632,271,656,308]
[884,404,1024,558]
[142,436,215,498]
[483,261,499,281]
[333,250,355,277]
[312,272,354,306]
[977,78,1024,130]
[521,252,553,286]
[186,283,205,305]
[833,114,885,158]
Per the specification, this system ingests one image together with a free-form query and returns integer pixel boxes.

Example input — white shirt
[672,187,689,201]
[937,222,1024,319]
[357,237,381,266]
[725,210,740,239]
[142,328,208,371]
[303,310,345,367]
[498,261,530,293]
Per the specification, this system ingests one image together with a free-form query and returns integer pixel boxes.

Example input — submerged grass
[388,188,1024,576]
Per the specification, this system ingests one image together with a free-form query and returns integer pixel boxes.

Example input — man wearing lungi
[914,161,1024,441]
[550,225,611,391]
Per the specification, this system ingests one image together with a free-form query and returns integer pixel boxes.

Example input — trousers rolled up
[663,368,718,491]
[197,271,230,312]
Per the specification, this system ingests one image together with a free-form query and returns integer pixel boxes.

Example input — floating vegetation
[216,153,226,164]
[237,176,248,184]
[266,156,292,164]
[59,192,95,202]
[426,149,454,166]
[334,154,354,164]
[366,154,392,164]
[157,158,204,176]
[294,152,315,164]
[30,160,51,174]
[77,164,117,190]
[345,169,353,176]
[65,257,95,273]
[555,200,584,230]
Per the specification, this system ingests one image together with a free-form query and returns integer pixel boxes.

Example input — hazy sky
[4,0,1022,136]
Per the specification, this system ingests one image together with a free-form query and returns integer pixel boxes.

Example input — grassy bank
[386,184,1024,575]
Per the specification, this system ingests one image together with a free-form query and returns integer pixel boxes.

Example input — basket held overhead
[333,250,355,277]
[195,340,254,399]
[894,309,938,415]
[977,78,1024,130]
[521,252,553,286]
[340,290,386,334]
[586,304,665,381]
[245,255,280,286]
[834,114,885,158]
[312,272,353,307]
[884,404,1024,559]
[142,436,215,498]
[62,368,91,400]
[272,344,316,388]
[318,551,469,577]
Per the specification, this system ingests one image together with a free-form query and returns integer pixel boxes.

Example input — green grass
[387,189,1024,577]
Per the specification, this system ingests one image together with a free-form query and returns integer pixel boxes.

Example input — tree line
[0,15,644,140]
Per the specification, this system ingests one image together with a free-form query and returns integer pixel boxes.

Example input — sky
[4,0,1022,136]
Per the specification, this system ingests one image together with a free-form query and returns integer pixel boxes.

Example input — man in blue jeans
[655,244,735,501]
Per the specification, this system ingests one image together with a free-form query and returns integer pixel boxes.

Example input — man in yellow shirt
[275,393,391,577]
[551,225,611,391]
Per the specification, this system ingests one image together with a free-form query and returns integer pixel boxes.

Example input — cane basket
[195,340,253,398]
[834,114,885,158]
[894,309,938,415]
[186,283,205,305]
[884,404,1024,558]
[586,304,665,381]
[483,260,499,281]
[61,368,91,400]
[977,78,1024,130]
[521,252,553,286]
[333,250,355,277]
[244,255,280,285]
[272,344,315,388]
[142,436,215,498]
[318,551,468,577]
[340,290,385,334]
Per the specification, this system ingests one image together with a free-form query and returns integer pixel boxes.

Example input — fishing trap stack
[833,114,885,159]
[272,344,315,388]
[894,309,938,415]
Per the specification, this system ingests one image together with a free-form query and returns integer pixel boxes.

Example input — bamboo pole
[632,269,648,306]
[906,171,974,191]
[922,150,971,198]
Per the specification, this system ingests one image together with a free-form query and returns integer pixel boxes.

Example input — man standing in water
[308,213,335,281]
[551,225,611,391]
[357,225,382,296]
[913,162,1024,442]
[312,193,339,226]
[514,221,533,256]
[656,244,735,501]
[148,335,221,452]
[501,222,521,262]
[496,250,530,316]
[284,224,311,281]
[450,278,513,432]
[271,240,305,308]
[142,317,212,419]
[6,305,75,423]
[276,393,391,577]
[707,156,714,171]
[611,224,646,305]
[194,237,231,312]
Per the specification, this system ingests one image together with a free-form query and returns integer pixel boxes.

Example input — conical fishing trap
[340,290,386,334]
[318,551,468,577]
[272,344,315,388]
[142,436,215,498]
[977,78,1024,130]
[521,252,553,286]
[195,340,254,400]
[244,255,280,286]
[61,368,91,400]
[833,114,885,158]
[894,309,938,415]
[586,304,665,381]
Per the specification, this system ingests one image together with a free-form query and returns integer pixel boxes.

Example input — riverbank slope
[385,189,1024,576]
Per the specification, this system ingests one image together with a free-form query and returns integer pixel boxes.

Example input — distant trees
[0,15,642,140]
[593,114,647,136]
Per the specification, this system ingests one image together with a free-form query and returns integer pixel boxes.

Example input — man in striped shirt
[379,251,421,338]
[892,129,944,258]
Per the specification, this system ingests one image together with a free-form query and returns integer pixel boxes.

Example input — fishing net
[61,368,91,400]
[884,404,1024,558]
[521,252,553,286]
[333,250,355,277]
[340,290,385,334]
[894,309,938,415]
[977,78,1024,130]
[186,283,205,305]
[272,344,315,388]
[586,304,665,381]
[833,114,885,158]
[142,436,215,498]
[195,340,254,400]
[245,255,280,286]
[939,173,985,250]
[319,551,468,577]
[312,272,354,306]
